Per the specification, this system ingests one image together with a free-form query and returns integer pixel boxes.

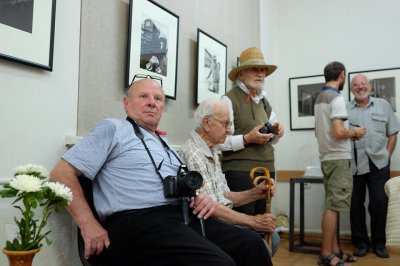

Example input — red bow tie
[246,91,257,104]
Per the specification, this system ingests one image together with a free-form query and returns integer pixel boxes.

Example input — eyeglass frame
[209,116,232,128]
[130,74,163,87]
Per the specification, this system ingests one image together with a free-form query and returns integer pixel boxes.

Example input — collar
[191,131,218,160]
[350,96,374,109]
[322,85,340,93]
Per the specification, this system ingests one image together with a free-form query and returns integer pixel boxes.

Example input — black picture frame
[195,29,227,104]
[0,0,56,71]
[126,0,179,99]
[289,75,325,130]
[348,68,400,112]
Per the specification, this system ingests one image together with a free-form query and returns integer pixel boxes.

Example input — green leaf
[45,236,53,246]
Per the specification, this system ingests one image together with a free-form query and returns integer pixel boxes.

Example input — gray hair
[351,74,369,86]
[194,98,227,130]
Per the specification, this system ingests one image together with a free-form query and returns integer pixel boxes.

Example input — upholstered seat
[384,176,400,248]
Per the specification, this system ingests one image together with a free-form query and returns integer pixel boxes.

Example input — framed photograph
[195,29,227,104]
[0,0,56,71]
[126,0,179,99]
[348,68,400,112]
[289,75,325,130]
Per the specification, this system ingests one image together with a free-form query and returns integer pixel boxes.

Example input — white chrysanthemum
[9,174,43,193]
[45,182,73,203]
[14,164,49,180]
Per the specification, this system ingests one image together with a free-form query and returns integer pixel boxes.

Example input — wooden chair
[77,176,112,266]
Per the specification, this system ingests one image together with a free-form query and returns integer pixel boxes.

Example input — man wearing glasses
[50,75,272,266]
[179,98,280,257]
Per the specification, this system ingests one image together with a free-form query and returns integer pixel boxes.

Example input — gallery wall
[77,0,262,146]
[0,1,81,265]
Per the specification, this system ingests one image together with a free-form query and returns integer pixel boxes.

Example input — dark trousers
[225,170,275,215]
[105,204,272,266]
[350,160,389,249]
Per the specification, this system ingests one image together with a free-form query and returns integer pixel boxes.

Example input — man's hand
[272,121,284,138]
[190,192,215,220]
[244,124,274,144]
[250,214,276,233]
[251,179,276,200]
[353,127,367,140]
[80,220,110,258]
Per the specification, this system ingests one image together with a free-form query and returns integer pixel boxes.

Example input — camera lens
[184,171,203,190]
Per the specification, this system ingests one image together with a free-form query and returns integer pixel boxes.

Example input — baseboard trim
[277,170,400,182]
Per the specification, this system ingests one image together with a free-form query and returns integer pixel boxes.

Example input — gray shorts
[321,159,352,211]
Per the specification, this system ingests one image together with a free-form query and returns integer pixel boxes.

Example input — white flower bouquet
[0,164,73,251]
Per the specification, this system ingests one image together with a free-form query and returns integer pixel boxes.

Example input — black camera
[163,165,203,198]
[259,122,276,142]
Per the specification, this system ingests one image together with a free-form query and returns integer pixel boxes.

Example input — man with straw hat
[220,47,284,217]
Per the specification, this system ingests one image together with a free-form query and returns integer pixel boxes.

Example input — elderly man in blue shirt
[347,74,400,259]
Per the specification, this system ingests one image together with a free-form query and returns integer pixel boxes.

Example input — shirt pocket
[371,113,387,133]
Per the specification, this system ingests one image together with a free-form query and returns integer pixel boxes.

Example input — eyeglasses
[210,117,232,128]
[131,74,163,87]
[352,81,368,88]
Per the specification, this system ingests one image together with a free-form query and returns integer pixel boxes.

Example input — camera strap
[126,116,183,182]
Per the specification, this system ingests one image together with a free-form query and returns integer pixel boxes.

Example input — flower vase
[2,248,40,266]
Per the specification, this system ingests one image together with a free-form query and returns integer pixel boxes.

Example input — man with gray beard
[347,74,400,259]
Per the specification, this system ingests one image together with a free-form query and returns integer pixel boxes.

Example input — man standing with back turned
[314,61,366,266]
[347,74,400,258]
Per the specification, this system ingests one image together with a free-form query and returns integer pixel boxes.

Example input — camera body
[163,165,203,198]
[259,122,276,142]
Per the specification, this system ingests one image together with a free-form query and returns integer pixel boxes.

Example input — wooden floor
[273,237,400,266]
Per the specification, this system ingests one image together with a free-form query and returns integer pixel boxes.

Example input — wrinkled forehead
[129,79,165,97]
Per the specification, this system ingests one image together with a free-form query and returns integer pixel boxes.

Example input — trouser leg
[106,205,235,266]
[350,173,369,248]
[190,217,272,266]
[367,161,389,249]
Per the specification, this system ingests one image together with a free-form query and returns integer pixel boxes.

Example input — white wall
[0,0,81,265]
[261,0,400,233]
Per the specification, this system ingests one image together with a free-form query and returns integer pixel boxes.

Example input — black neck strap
[125,117,183,182]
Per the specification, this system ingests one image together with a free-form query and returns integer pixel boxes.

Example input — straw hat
[384,176,400,248]
[228,47,277,81]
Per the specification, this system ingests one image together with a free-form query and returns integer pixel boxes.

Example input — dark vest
[221,86,275,172]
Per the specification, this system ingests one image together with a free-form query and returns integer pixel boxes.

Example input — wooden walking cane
[250,167,273,248]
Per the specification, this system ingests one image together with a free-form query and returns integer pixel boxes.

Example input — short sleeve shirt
[347,97,400,174]
[314,87,351,161]
[63,118,181,219]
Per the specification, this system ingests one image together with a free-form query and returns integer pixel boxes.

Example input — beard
[243,80,264,94]
[338,81,345,91]
[354,92,370,102]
